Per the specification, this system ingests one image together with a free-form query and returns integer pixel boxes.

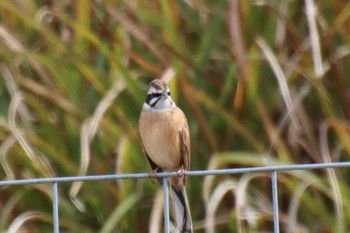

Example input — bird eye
[167,91,171,96]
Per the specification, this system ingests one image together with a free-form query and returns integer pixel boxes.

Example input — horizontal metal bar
[1,161,350,186]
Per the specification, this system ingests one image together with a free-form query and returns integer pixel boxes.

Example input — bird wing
[141,143,162,183]
[179,124,190,171]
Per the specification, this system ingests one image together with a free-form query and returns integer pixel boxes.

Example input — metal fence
[1,161,350,233]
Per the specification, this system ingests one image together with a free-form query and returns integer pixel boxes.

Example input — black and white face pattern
[144,80,175,111]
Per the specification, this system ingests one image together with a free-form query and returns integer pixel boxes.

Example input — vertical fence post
[271,171,280,233]
[52,182,59,233]
[162,177,170,233]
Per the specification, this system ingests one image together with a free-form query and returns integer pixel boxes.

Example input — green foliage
[1,0,350,232]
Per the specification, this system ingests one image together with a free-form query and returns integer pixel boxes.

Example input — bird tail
[170,186,193,233]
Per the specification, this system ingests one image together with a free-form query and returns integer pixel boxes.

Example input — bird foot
[177,167,187,178]
[148,167,161,182]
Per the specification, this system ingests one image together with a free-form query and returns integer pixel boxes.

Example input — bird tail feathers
[171,186,192,233]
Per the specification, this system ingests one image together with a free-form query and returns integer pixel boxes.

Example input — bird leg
[149,167,161,183]
[177,166,188,185]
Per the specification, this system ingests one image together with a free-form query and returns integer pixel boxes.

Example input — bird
[139,79,193,233]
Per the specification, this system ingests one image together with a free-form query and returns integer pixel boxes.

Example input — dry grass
[1,0,350,232]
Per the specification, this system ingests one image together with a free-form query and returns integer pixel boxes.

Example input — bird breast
[139,107,186,171]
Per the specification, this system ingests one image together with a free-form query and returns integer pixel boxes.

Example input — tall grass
[1,1,350,232]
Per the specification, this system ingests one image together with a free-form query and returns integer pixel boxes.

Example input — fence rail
[1,161,350,233]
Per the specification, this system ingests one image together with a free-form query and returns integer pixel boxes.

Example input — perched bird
[139,79,192,233]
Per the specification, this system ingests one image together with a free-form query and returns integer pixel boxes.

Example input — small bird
[139,79,193,233]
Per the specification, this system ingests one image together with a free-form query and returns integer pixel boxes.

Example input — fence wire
[1,161,350,233]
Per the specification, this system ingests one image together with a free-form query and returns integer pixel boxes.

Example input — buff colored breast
[139,107,188,171]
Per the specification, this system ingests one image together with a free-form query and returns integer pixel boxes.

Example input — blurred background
[1,0,350,232]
